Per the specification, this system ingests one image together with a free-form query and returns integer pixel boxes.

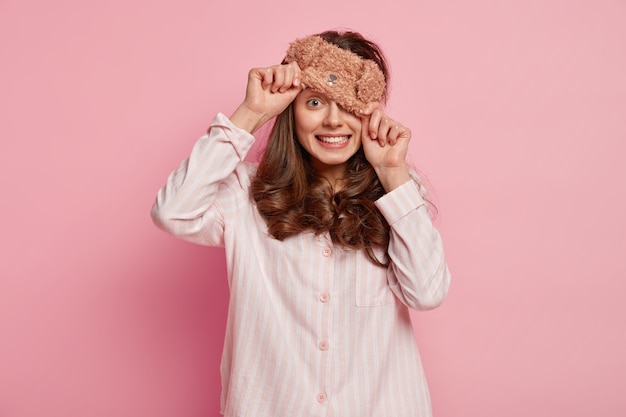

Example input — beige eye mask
[284,36,386,114]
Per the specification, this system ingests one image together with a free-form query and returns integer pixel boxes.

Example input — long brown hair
[251,30,391,266]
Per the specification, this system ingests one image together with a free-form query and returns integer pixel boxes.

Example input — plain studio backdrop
[1,0,624,416]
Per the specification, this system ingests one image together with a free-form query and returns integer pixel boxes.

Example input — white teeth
[317,135,349,144]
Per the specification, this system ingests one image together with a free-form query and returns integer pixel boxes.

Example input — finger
[280,64,299,93]
[377,114,397,147]
[277,68,290,93]
[391,126,411,149]
[360,115,381,155]
[271,67,285,93]
[361,115,372,141]
[260,67,274,90]
[388,124,403,146]
[360,101,381,116]
[368,108,384,143]
[287,61,301,88]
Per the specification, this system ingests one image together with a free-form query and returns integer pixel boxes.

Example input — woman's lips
[315,135,351,146]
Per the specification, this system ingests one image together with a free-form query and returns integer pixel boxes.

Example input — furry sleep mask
[284,36,386,114]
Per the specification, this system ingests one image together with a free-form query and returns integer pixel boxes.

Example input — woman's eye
[307,99,321,107]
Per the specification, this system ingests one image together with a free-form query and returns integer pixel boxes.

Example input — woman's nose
[323,102,344,127]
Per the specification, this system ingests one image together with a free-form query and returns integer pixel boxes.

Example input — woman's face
[293,89,362,180]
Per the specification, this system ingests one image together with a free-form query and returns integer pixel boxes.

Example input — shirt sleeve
[150,113,255,247]
[375,179,452,310]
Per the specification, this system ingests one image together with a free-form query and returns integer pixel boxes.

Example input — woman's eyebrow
[303,91,329,100]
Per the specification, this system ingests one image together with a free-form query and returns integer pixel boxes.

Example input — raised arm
[362,103,451,309]
[150,114,255,246]
[151,63,302,245]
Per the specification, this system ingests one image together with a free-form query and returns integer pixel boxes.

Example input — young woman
[152,30,451,417]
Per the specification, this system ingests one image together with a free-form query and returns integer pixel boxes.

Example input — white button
[318,340,329,351]
[317,392,327,403]
[319,292,330,303]
[322,247,332,256]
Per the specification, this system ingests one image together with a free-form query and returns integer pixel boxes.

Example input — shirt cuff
[375,180,427,225]
[209,112,256,160]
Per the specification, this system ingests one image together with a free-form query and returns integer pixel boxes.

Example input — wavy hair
[251,30,392,266]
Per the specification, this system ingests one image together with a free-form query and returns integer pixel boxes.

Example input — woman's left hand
[360,102,412,192]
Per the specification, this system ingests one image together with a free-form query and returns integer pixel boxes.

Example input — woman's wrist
[375,165,411,192]
[229,104,269,134]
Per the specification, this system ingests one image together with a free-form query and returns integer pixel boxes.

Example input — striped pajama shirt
[151,113,451,417]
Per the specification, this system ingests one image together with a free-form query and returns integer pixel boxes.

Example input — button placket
[315,232,333,409]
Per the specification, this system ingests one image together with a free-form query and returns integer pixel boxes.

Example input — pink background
[1,0,625,416]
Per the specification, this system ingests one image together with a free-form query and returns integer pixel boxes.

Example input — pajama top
[151,113,451,417]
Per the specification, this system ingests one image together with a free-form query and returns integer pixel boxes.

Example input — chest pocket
[354,250,395,307]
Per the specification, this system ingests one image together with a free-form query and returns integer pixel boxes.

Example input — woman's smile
[315,134,352,147]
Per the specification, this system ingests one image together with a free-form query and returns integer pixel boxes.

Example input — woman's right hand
[230,62,302,133]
